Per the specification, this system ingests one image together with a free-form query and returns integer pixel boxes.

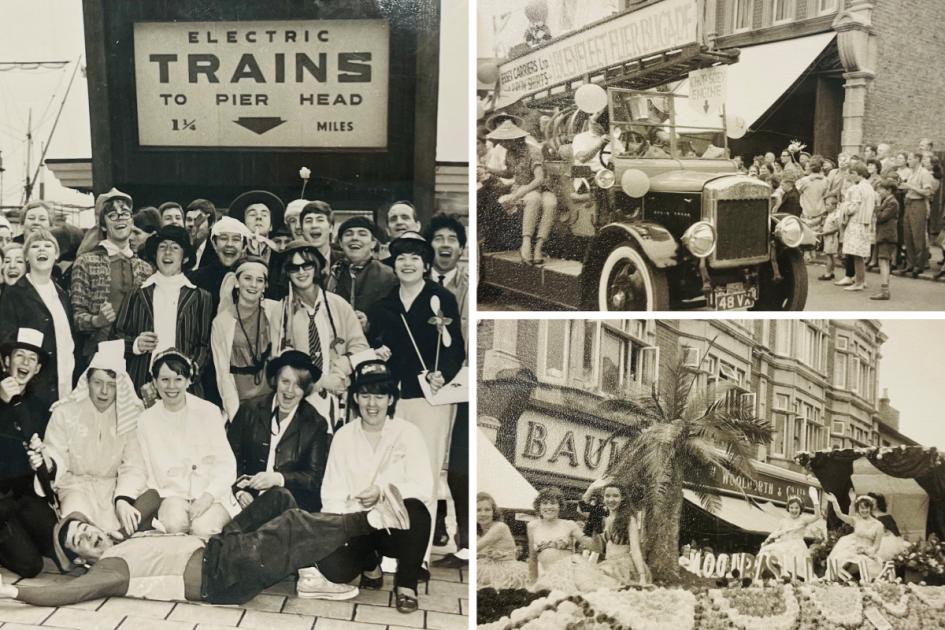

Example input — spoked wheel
[750,248,808,311]
[597,242,670,311]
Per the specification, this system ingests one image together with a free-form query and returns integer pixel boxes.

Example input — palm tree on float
[599,344,773,582]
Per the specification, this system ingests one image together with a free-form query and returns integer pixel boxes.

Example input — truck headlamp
[775,215,804,248]
[681,221,717,258]
[594,169,616,190]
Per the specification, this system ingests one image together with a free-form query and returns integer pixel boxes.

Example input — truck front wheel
[752,248,808,311]
[597,242,670,311]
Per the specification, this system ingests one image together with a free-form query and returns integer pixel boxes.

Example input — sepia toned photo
[477,318,945,628]
[476,0,945,311]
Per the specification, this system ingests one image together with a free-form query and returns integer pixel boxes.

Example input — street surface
[0,553,468,630]
[480,264,945,312]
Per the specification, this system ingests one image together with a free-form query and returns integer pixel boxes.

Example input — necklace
[236,301,264,385]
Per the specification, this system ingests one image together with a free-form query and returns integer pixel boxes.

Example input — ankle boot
[519,236,533,264]
[533,238,546,265]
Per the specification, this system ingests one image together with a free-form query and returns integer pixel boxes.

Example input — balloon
[524,0,548,23]
[726,113,747,139]
[620,169,650,198]
[477,62,500,85]
[574,84,607,114]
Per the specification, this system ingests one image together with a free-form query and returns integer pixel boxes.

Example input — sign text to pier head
[133,20,389,148]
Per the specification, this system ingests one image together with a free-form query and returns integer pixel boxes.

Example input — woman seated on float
[580,476,650,586]
[757,494,822,576]
[825,491,884,580]
[476,492,529,590]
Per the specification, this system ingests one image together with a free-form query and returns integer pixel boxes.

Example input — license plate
[710,285,757,310]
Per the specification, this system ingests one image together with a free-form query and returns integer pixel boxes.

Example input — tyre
[596,242,670,311]
[752,248,808,311]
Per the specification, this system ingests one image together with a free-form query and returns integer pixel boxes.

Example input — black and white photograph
[476,318,945,629]
[476,0,945,311]
[0,1,470,629]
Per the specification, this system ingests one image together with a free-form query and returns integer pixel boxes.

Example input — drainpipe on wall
[833,0,877,155]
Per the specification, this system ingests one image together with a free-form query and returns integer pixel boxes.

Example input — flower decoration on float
[863,582,909,617]
[708,586,798,630]
[798,584,863,628]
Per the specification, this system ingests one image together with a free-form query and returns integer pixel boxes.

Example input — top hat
[0,328,49,364]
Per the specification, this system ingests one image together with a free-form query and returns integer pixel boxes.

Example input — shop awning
[683,489,783,534]
[675,31,835,135]
[478,429,538,512]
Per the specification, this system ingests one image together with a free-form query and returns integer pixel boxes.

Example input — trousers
[315,498,431,590]
[0,491,57,578]
[201,487,371,604]
[903,198,929,270]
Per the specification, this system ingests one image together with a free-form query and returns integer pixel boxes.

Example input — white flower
[299,167,311,180]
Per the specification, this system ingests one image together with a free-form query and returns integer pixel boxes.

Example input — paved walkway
[0,554,468,630]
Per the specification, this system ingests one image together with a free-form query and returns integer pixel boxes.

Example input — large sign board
[133,20,389,148]
[496,0,702,108]
[514,411,631,481]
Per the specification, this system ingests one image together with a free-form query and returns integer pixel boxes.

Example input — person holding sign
[756,490,822,580]
[367,232,464,563]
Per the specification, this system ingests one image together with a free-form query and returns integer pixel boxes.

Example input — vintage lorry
[478,2,813,311]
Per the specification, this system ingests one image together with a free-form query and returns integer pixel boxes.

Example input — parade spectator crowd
[0,189,469,614]
[741,139,944,301]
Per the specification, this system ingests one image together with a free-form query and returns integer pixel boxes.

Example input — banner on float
[495,0,702,108]
[133,20,389,148]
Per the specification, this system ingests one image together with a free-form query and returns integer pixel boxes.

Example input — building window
[796,322,825,372]
[833,351,847,388]
[771,413,786,456]
[774,321,792,355]
[772,0,794,24]
[831,420,845,435]
[596,322,658,395]
[848,355,860,393]
[539,321,570,383]
[817,0,838,15]
[836,335,848,351]
[733,0,753,32]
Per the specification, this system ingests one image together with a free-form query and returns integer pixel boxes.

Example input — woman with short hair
[0,228,74,408]
[136,349,237,537]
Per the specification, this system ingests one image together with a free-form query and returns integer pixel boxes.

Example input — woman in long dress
[826,493,885,579]
[757,496,821,577]
[477,492,529,590]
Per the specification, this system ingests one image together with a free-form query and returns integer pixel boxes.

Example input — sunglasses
[286,262,316,273]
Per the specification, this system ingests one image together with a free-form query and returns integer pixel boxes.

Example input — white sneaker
[367,485,410,531]
[834,277,854,286]
[296,566,359,600]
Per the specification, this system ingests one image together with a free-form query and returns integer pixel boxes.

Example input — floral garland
[909,584,945,609]
[478,590,570,630]
[799,584,864,627]
[708,586,798,630]
[584,588,696,630]
[863,582,910,617]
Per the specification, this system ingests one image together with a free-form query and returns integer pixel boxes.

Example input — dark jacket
[226,393,329,512]
[0,276,74,410]
[327,258,398,314]
[778,188,803,217]
[114,283,213,396]
[367,280,465,400]
[875,194,900,244]
[0,394,49,492]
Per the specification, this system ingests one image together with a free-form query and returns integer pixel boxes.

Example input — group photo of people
[0,188,469,615]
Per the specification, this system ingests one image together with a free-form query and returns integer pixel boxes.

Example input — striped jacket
[114,283,213,395]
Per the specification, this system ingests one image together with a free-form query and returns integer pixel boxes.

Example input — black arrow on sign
[234,117,287,135]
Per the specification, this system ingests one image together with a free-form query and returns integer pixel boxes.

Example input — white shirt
[266,398,299,475]
[433,267,458,287]
[28,275,74,398]
[321,416,432,514]
[138,273,196,358]
[99,239,133,259]
[136,394,236,509]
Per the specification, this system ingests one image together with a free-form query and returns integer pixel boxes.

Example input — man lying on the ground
[0,484,409,606]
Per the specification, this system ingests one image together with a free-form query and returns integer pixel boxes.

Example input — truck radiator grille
[715,199,769,261]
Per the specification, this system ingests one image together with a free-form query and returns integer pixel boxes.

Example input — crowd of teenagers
[0,190,468,614]
[741,140,944,301]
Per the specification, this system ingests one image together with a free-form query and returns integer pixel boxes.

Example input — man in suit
[423,215,469,568]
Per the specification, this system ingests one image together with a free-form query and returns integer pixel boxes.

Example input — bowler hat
[229,190,285,231]
[387,231,434,265]
[142,225,195,267]
[266,349,322,384]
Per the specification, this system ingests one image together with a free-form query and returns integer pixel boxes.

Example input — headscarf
[49,340,143,437]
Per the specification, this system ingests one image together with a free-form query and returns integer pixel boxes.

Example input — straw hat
[486,120,529,141]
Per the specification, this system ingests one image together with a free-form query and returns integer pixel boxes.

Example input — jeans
[315,498,431,590]
[201,487,371,604]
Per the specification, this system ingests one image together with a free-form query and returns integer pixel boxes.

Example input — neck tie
[308,303,323,371]
[437,273,446,285]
